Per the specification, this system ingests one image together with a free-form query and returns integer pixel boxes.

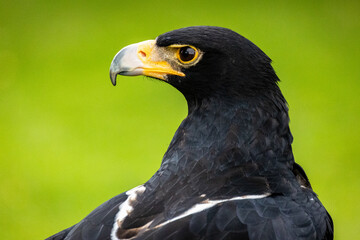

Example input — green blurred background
[0,0,359,239]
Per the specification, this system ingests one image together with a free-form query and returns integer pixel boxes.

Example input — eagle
[47,26,333,240]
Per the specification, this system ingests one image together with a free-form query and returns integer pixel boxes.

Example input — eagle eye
[177,46,198,64]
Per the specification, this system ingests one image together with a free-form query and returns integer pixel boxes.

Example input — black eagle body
[47,26,333,240]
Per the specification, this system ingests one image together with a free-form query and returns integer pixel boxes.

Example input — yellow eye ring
[176,46,199,64]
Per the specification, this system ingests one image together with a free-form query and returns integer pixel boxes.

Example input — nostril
[139,51,146,58]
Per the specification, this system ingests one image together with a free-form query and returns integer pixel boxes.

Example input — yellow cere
[136,40,185,80]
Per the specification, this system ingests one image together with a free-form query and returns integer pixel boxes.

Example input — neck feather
[162,94,293,172]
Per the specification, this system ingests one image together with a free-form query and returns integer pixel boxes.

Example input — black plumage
[47,26,333,240]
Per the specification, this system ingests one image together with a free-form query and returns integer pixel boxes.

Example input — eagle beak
[109,40,185,86]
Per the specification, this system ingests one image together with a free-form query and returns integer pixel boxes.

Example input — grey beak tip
[110,71,117,86]
[110,42,144,86]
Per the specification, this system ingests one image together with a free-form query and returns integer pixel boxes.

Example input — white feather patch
[154,193,271,228]
[111,187,270,239]
[111,185,146,240]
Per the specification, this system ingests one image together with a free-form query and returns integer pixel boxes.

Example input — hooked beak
[109,40,185,86]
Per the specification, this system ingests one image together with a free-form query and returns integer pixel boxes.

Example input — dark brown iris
[179,47,196,62]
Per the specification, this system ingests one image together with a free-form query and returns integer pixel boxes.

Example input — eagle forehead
[156,26,241,49]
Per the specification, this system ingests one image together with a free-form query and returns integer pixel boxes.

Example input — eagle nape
[47,26,333,240]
